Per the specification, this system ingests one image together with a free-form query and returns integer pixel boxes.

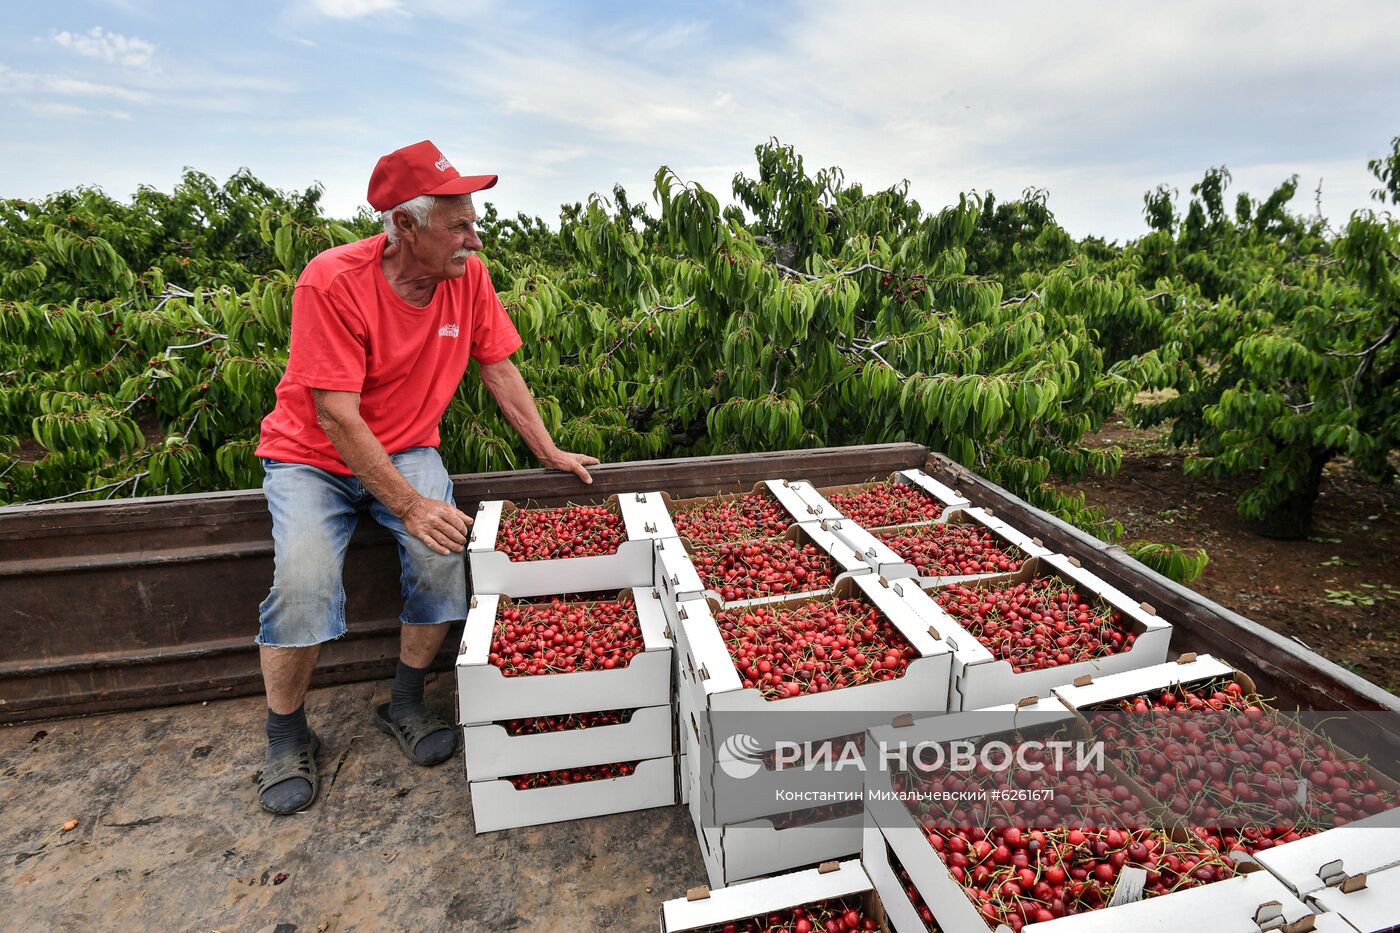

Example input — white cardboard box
[677,661,867,825]
[1308,861,1400,933]
[674,577,952,828]
[865,801,1315,932]
[861,507,1052,584]
[660,480,819,543]
[660,857,880,932]
[1052,655,1400,898]
[468,497,660,598]
[675,575,953,748]
[692,805,864,889]
[1049,653,1241,712]
[862,711,1317,933]
[904,554,1172,710]
[461,703,673,781]
[1306,914,1365,932]
[655,536,708,628]
[455,588,672,723]
[622,490,684,540]
[813,515,913,579]
[661,523,874,609]
[862,820,939,933]
[1254,824,1400,899]
[810,470,972,525]
[469,754,676,833]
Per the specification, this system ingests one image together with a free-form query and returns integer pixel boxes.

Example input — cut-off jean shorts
[256,446,469,648]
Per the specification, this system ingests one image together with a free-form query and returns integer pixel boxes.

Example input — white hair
[381,194,436,243]
[382,193,474,243]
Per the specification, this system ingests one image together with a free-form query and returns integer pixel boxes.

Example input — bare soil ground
[1058,420,1400,694]
[0,676,704,933]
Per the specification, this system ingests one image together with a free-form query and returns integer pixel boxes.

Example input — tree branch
[775,261,900,281]
[22,472,149,506]
[1351,317,1399,398]
[597,297,696,362]
[163,334,227,357]
[1328,319,1398,358]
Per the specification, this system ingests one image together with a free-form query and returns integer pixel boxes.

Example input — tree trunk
[1250,450,1328,540]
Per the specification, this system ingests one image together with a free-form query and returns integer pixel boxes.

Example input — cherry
[497,503,626,561]
[875,522,1022,577]
[827,481,944,527]
[504,759,638,790]
[489,597,644,677]
[934,578,1134,673]
[691,538,838,602]
[712,597,916,700]
[671,490,794,546]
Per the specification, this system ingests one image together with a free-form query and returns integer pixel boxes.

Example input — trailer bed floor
[0,674,704,932]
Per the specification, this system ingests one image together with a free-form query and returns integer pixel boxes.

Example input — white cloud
[609,20,708,55]
[22,101,132,120]
[307,0,403,19]
[0,66,149,106]
[45,77,149,103]
[51,27,156,69]
[9,1,1398,240]
[448,0,1400,238]
[472,44,722,146]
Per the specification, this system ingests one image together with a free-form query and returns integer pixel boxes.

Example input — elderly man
[252,140,597,814]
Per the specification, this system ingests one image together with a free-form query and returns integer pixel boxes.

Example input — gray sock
[390,659,429,720]
[262,705,312,812]
[390,660,455,764]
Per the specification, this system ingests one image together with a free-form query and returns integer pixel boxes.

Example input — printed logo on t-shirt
[434,157,452,172]
[438,323,460,338]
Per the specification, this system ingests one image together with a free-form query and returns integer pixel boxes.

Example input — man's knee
[391,447,454,503]
[258,565,347,647]
[400,546,468,624]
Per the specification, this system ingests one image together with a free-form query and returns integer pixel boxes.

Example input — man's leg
[256,460,358,813]
[262,644,321,714]
[384,622,456,761]
[399,620,453,670]
[368,447,467,766]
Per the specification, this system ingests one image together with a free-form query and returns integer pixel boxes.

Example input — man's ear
[393,206,420,241]
[392,205,411,239]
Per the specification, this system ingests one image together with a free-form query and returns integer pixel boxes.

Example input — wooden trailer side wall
[0,445,923,723]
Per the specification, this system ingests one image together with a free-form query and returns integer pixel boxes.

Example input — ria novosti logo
[718,733,765,780]
[715,734,1106,780]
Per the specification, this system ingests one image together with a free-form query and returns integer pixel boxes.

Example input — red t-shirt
[255,234,522,475]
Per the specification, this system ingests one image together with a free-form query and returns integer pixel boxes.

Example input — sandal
[374,703,458,766]
[256,730,320,815]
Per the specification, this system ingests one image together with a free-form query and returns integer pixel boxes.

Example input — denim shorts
[256,446,469,648]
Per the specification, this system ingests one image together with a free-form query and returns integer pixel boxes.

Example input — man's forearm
[320,415,422,517]
[480,359,558,460]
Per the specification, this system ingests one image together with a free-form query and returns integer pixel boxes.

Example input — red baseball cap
[366,140,497,211]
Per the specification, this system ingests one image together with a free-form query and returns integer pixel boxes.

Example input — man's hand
[403,496,473,555]
[541,449,600,485]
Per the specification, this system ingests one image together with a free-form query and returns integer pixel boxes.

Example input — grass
[1323,583,1400,607]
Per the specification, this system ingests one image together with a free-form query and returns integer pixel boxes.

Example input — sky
[2,0,1398,243]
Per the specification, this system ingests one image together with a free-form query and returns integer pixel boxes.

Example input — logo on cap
[434,157,453,172]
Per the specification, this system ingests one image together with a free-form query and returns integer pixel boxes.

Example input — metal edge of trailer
[0,444,928,724]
